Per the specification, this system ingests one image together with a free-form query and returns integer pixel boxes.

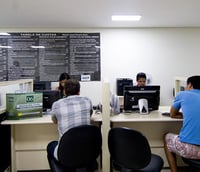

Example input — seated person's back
[48,79,93,161]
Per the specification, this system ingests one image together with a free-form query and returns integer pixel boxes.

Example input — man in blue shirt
[164,75,200,172]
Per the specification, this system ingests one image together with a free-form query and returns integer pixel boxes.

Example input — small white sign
[81,74,91,81]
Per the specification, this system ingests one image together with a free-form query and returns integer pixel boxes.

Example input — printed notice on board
[0,32,100,81]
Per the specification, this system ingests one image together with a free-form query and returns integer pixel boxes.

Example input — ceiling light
[31,45,45,49]
[0,32,10,35]
[0,45,12,48]
[112,15,141,21]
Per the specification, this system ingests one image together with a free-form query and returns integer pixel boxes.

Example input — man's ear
[78,91,80,95]
[187,83,193,89]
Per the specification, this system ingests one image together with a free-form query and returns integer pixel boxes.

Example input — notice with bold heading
[0,32,100,81]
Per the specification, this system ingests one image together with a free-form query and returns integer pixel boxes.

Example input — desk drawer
[14,124,58,150]
[16,150,50,170]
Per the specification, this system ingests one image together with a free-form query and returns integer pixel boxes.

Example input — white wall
[100,28,200,105]
[2,27,200,105]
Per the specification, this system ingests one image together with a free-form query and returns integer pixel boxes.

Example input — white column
[101,82,110,172]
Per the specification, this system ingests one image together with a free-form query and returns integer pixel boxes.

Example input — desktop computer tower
[116,78,133,96]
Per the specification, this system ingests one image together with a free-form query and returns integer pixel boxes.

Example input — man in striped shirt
[47,79,93,164]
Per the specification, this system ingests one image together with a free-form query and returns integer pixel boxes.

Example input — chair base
[182,157,200,172]
[111,154,164,172]
[50,159,98,172]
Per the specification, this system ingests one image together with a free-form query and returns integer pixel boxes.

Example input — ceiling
[1,0,200,28]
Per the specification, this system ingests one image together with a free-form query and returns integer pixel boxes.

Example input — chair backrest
[57,125,102,168]
[108,127,151,170]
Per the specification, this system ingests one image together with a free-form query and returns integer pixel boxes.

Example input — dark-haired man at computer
[47,79,94,170]
[136,72,147,86]
[163,75,200,172]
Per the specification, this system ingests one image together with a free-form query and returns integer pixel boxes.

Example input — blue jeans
[47,140,58,169]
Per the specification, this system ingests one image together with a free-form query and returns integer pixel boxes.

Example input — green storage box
[6,92,43,120]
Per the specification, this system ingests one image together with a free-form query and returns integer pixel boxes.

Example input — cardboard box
[6,92,43,120]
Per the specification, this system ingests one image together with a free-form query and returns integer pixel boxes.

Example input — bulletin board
[0,32,100,81]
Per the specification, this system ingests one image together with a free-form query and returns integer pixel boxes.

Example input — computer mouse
[162,112,170,116]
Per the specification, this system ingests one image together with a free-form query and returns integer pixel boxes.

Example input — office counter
[2,114,53,125]
[109,106,184,168]
[1,115,57,172]
[111,106,182,122]
[1,113,102,172]
[92,106,184,169]
[1,107,184,172]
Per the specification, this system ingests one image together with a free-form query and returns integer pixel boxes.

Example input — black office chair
[108,127,164,172]
[49,125,102,172]
[182,157,200,172]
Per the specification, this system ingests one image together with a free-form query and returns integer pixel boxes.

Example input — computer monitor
[33,81,51,91]
[123,85,160,112]
[116,78,133,96]
[36,90,61,112]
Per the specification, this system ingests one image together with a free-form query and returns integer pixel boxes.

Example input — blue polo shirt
[172,89,200,145]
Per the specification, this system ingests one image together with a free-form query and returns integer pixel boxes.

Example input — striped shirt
[50,95,93,159]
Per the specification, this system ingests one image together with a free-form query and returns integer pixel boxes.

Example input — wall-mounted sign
[0,32,101,81]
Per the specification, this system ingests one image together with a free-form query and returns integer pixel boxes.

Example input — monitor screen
[123,85,160,112]
[116,78,133,96]
[36,90,60,112]
[33,81,51,91]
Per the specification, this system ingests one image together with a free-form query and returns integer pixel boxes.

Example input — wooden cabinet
[14,124,58,170]
[0,79,33,172]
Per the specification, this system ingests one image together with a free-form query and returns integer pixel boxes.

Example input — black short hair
[136,72,146,81]
[65,79,80,96]
[58,73,71,94]
[187,75,200,89]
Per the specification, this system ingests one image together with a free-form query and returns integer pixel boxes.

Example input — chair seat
[138,154,164,172]
[182,157,200,169]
